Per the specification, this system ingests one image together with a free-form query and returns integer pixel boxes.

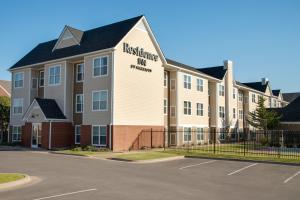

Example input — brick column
[81,125,91,146]
[21,123,32,147]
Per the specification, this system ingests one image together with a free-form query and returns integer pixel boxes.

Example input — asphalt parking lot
[0,151,299,200]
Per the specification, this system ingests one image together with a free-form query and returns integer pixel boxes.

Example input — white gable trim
[115,16,167,64]
[52,26,80,52]
[22,99,47,122]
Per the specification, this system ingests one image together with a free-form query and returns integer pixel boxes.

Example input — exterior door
[170,132,177,146]
[32,123,42,148]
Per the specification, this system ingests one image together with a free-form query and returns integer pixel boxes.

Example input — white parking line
[227,163,258,176]
[179,160,217,170]
[32,188,97,200]
[284,171,300,184]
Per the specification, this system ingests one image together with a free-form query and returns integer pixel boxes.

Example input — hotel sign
[123,43,158,73]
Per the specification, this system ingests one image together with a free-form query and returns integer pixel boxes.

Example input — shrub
[259,137,269,146]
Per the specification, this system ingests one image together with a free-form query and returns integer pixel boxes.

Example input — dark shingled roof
[272,96,300,122]
[166,58,227,80]
[10,15,143,69]
[35,98,66,119]
[272,89,281,97]
[241,81,268,93]
[282,92,300,102]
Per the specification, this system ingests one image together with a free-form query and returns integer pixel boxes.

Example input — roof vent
[262,77,268,85]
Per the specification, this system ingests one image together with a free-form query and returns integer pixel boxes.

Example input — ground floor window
[183,127,192,142]
[92,125,107,146]
[12,126,21,142]
[196,128,204,141]
[75,125,81,144]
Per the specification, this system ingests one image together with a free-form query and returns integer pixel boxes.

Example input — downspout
[48,120,52,150]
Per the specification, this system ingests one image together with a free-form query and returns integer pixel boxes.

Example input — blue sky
[0,0,299,92]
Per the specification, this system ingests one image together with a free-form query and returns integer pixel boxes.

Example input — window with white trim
[92,90,108,111]
[273,99,277,108]
[233,108,236,119]
[219,84,225,96]
[93,56,108,77]
[39,71,44,87]
[76,63,84,82]
[183,75,191,89]
[49,65,61,85]
[233,88,236,99]
[76,94,83,113]
[238,91,243,102]
[14,72,24,88]
[196,103,203,116]
[164,71,168,87]
[184,101,191,115]
[239,109,243,120]
[92,125,107,146]
[12,126,21,142]
[269,98,272,107]
[75,125,81,144]
[196,128,204,141]
[252,93,256,103]
[183,127,192,142]
[164,99,168,115]
[219,106,225,118]
[196,78,203,92]
[170,106,176,117]
[13,98,23,114]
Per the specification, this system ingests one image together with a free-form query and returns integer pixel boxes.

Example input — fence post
[243,131,246,157]
[163,128,166,151]
[150,128,153,149]
[213,129,216,154]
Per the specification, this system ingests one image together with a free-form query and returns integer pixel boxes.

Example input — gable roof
[10,15,143,70]
[241,81,269,93]
[282,92,300,102]
[0,80,11,97]
[272,89,281,97]
[166,58,227,80]
[35,98,66,119]
[272,96,300,122]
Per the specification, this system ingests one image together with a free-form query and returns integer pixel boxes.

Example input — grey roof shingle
[272,96,300,122]
[282,93,300,102]
[35,98,66,119]
[272,89,281,97]
[241,81,269,93]
[10,15,143,69]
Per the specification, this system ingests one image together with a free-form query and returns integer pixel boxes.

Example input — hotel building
[9,16,288,151]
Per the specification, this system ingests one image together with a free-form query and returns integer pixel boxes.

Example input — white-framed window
[196,78,203,92]
[12,126,22,142]
[219,132,226,140]
[252,93,256,103]
[273,99,277,107]
[13,98,23,114]
[164,99,168,115]
[184,101,191,115]
[39,71,44,87]
[75,125,81,144]
[219,106,225,118]
[170,106,176,117]
[92,90,108,111]
[76,63,84,82]
[164,71,168,87]
[14,72,24,88]
[238,91,243,102]
[183,75,191,89]
[183,127,192,142]
[233,88,236,99]
[76,94,83,113]
[93,56,108,77]
[239,109,243,120]
[233,108,236,119]
[49,65,61,85]
[170,79,176,90]
[269,98,272,107]
[196,128,204,141]
[92,125,107,146]
[219,84,225,96]
[196,103,204,116]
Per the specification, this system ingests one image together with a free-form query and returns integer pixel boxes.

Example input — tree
[0,96,10,142]
[247,96,281,131]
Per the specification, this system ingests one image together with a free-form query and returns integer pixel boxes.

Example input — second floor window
[13,98,23,114]
[239,109,243,120]
[39,71,44,87]
[76,63,84,82]
[197,78,203,92]
[92,90,108,111]
[252,93,256,103]
[164,71,168,87]
[49,66,61,85]
[93,56,108,77]
[196,103,204,116]
[184,101,191,115]
[238,91,243,102]
[14,72,24,88]
[219,84,225,96]
[164,99,168,115]
[219,106,225,119]
[233,108,236,119]
[183,75,191,89]
[76,94,83,113]
[233,88,236,99]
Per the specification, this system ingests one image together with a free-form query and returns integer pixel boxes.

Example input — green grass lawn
[0,173,25,184]
[114,151,179,161]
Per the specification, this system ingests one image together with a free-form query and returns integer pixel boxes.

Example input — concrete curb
[0,174,31,191]
[108,156,185,163]
[49,151,89,157]
[185,156,300,166]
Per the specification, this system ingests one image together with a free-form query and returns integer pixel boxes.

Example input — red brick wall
[81,125,91,146]
[112,125,164,152]
[41,122,49,149]
[51,122,74,148]
[21,123,32,147]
